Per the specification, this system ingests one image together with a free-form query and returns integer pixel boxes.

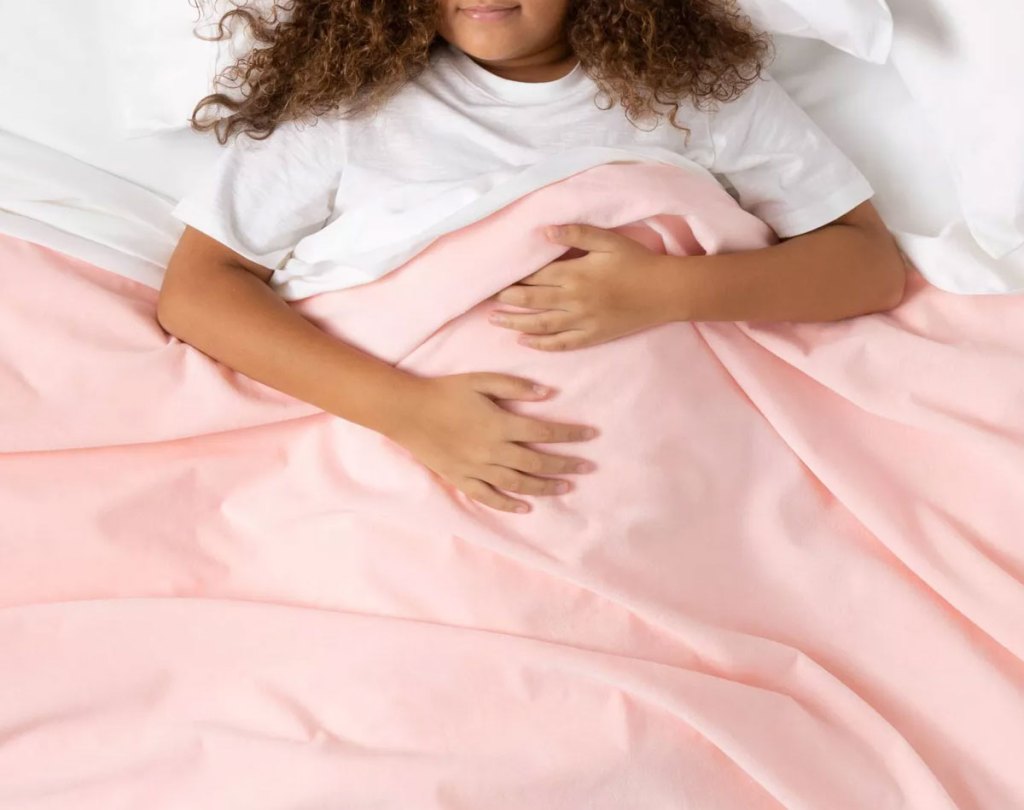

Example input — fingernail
[555,481,570,493]
[533,384,550,395]
[547,226,563,238]
[575,461,594,473]
[515,504,529,513]
[583,428,597,439]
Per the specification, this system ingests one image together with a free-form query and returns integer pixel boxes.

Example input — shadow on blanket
[1,162,1022,810]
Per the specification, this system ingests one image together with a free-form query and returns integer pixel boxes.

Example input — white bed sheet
[1,20,1021,295]
[769,36,1024,293]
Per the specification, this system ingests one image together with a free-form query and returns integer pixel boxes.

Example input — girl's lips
[460,5,520,21]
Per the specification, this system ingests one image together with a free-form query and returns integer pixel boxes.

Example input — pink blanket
[2,162,1023,810]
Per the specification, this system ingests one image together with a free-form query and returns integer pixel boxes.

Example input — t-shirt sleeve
[171,118,345,269]
[705,73,875,237]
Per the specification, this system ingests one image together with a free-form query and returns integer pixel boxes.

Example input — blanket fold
[1,161,1022,810]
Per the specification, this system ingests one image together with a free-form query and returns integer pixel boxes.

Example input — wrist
[320,356,427,440]
[650,253,704,323]
[365,370,430,441]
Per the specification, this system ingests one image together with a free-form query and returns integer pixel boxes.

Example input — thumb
[546,223,622,253]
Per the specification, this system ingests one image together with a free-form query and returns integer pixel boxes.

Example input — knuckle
[468,441,494,466]
[460,478,484,497]
[522,476,548,494]
[520,455,544,474]
[536,425,556,443]
[464,482,510,512]
[479,438,504,464]
[492,470,519,491]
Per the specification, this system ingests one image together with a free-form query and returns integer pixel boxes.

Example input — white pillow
[111,0,894,137]
[886,0,1024,259]
[112,1,255,137]
[742,0,893,64]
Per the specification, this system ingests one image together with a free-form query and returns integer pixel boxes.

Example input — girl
[158,0,906,515]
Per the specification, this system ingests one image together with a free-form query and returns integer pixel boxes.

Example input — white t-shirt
[173,41,874,300]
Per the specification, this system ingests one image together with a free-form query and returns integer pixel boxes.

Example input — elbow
[875,249,909,313]
[155,289,176,334]
[155,283,191,338]
[834,208,908,316]
[855,224,907,315]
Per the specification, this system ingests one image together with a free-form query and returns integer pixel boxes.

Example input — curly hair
[191,0,771,143]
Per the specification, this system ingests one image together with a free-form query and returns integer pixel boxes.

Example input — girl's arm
[487,202,906,352]
[156,227,598,514]
[157,226,422,436]
[654,201,907,324]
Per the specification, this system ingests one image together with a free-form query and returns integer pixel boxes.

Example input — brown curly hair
[191,0,771,143]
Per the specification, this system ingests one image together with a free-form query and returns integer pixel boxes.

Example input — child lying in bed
[158,0,906,515]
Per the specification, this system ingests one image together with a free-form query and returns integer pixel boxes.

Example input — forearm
[156,260,419,437]
[654,218,907,323]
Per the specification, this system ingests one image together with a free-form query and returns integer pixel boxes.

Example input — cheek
[522,0,570,30]
[434,1,455,37]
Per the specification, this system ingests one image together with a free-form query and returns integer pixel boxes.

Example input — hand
[385,373,599,515]
[488,224,674,351]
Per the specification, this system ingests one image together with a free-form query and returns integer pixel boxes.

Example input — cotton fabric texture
[3,161,1024,808]
[172,42,874,300]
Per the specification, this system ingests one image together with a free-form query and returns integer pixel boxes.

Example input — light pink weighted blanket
[1,162,1023,809]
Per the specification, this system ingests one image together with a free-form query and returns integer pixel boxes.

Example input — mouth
[458,4,520,21]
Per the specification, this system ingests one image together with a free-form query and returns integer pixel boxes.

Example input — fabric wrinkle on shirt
[172,41,874,300]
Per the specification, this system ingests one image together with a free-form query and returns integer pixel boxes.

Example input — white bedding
[886,0,1024,259]
[769,36,1024,293]
[1,9,1021,294]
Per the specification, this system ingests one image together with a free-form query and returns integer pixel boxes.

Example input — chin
[452,36,521,63]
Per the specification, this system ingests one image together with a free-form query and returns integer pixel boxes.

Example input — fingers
[491,444,594,478]
[505,414,598,445]
[490,309,577,336]
[459,478,531,514]
[454,373,601,515]
[481,466,571,497]
[459,450,594,515]
[516,330,590,352]
[546,223,623,253]
[494,284,568,310]
[468,372,554,401]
